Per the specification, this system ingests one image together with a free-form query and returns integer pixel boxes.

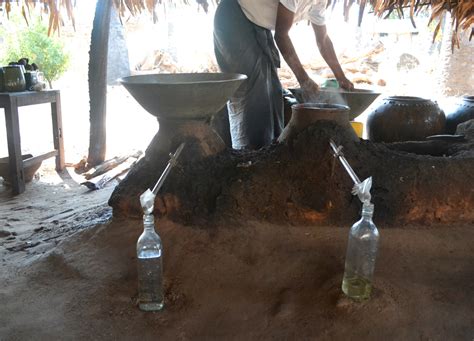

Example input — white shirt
[237,0,327,30]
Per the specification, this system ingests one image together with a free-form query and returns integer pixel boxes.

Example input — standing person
[214,0,354,150]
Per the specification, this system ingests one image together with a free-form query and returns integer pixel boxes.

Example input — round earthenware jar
[3,65,26,92]
[445,96,474,134]
[366,96,445,142]
[278,103,357,143]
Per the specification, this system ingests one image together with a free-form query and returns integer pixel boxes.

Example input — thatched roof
[1,0,472,47]
[0,0,207,34]
[362,0,474,48]
[0,0,76,35]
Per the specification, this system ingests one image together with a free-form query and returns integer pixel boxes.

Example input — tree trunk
[87,0,113,166]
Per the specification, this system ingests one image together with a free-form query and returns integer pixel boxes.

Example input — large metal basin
[289,88,380,120]
[120,73,247,119]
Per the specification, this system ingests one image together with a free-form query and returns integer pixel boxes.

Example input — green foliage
[0,16,70,88]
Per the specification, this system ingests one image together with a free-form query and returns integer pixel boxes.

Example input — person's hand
[337,76,354,91]
[299,78,320,102]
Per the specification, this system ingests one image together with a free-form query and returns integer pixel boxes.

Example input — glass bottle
[137,214,164,311]
[342,203,379,301]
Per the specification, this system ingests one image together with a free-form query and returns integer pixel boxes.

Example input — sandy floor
[0,162,115,266]
[1,165,473,340]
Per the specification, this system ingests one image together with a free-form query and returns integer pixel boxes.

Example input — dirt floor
[0,161,473,340]
[0,162,115,265]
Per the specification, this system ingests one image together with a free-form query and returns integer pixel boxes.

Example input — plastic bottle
[137,213,164,311]
[342,203,379,301]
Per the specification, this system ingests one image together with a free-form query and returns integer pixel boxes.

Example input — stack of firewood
[66,151,143,191]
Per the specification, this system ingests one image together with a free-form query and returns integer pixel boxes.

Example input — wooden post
[51,91,65,171]
[87,0,113,167]
[3,96,25,194]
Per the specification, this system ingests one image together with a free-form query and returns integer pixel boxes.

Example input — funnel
[120,73,247,156]
[120,73,247,119]
[288,88,380,120]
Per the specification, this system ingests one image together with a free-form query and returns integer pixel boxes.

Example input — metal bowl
[120,73,247,120]
[288,88,381,120]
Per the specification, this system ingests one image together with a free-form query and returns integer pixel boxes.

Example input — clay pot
[445,96,474,134]
[366,96,445,142]
[278,103,357,143]
[288,87,381,120]
[3,65,26,92]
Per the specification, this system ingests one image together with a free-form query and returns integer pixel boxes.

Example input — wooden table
[0,90,65,195]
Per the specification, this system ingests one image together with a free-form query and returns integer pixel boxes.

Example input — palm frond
[355,0,474,47]
[0,0,472,47]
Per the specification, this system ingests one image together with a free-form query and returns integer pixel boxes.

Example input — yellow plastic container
[350,121,363,138]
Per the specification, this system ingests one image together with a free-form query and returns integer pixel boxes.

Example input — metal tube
[329,139,361,185]
[152,142,185,196]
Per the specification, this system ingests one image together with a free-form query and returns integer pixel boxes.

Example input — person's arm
[312,23,354,90]
[274,3,319,93]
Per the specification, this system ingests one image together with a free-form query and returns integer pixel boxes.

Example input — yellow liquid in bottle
[342,274,372,301]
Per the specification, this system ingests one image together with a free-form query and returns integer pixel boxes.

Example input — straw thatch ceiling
[0,0,472,47]
[362,0,473,48]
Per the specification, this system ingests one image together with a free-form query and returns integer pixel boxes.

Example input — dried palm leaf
[0,0,76,35]
[349,0,473,48]
[1,0,471,47]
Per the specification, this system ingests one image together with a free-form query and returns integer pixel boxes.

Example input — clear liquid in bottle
[137,254,163,311]
[137,214,164,311]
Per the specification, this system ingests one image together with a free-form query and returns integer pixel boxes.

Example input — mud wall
[109,121,474,227]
